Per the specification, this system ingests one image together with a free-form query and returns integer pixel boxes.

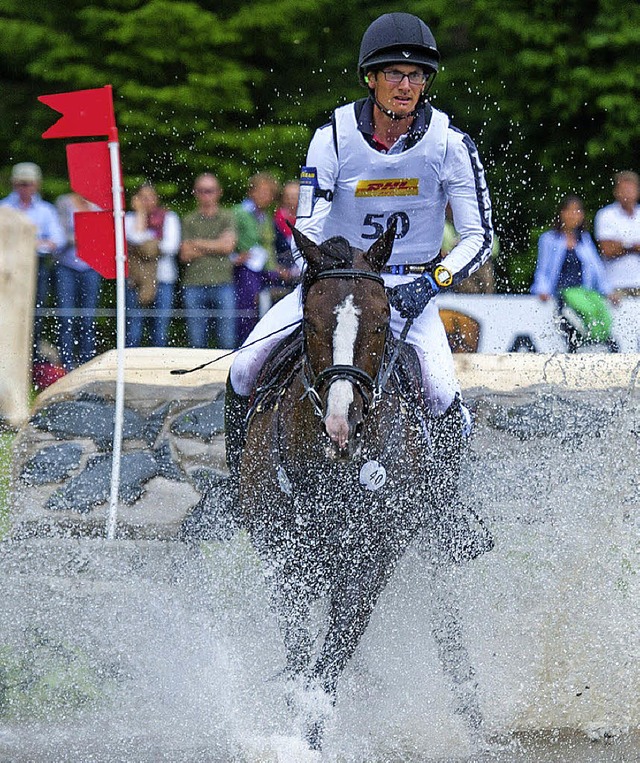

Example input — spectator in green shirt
[232,172,280,344]
[179,173,237,348]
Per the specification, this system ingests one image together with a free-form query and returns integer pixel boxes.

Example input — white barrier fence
[436,293,640,353]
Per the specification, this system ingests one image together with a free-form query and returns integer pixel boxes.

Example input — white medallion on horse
[359,459,387,491]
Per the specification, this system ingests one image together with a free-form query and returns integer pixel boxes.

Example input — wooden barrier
[0,207,36,427]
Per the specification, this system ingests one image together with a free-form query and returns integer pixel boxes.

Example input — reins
[169,319,303,376]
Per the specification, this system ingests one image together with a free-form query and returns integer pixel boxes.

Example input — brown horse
[239,224,432,749]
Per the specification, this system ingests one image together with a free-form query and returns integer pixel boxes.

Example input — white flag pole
[106,137,126,541]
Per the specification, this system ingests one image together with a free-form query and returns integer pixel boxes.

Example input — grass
[0,431,14,539]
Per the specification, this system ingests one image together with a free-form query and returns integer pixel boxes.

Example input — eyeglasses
[380,69,427,85]
[194,187,218,194]
[15,181,37,187]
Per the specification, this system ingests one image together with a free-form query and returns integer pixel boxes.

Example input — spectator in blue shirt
[531,194,615,349]
[0,162,65,359]
[54,192,103,370]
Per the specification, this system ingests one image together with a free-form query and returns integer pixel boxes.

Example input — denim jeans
[126,281,174,347]
[182,283,235,349]
[233,265,263,346]
[34,255,55,358]
[55,264,102,370]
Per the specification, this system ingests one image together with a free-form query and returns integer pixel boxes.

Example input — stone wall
[8,348,639,543]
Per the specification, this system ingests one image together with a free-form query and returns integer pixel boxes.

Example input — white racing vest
[320,103,450,266]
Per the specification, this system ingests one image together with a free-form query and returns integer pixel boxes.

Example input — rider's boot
[224,375,250,505]
[178,378,248,544]
[425,394,494,565]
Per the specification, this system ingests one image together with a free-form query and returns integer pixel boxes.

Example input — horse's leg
[243,480,315,688]
[310,531,405,695]
[429,564,484,745]
[271,567,314,677]
[298,534,407,750]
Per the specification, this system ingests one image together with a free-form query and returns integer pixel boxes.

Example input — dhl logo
[355,178,419,197]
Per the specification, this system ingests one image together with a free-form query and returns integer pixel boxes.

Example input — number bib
[320,103,450,266]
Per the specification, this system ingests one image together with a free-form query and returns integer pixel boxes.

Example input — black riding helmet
[358,12,440,87]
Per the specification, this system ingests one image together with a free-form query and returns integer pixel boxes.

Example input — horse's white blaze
[325,294,360,448]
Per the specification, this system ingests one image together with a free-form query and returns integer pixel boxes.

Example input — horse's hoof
[286,675,334,752]
[305,719,324,751]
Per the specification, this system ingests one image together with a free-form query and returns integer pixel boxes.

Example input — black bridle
[301,268,387,419]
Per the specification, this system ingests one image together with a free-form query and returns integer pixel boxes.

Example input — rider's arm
[594,206,640,259]
[292,124,339,263]
[440,132,493,288]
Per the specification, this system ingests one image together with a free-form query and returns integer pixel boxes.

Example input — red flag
[39,86,116,140]
[74,210,127,279]
[66,142,113,210]
[39,85,125,280]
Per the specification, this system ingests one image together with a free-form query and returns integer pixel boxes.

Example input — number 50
[362,211,410,240]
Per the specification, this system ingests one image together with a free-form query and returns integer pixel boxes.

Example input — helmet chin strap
[368,89,429,121]
[370,92,417,120]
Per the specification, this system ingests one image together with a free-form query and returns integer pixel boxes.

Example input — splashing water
[0,384,638,762]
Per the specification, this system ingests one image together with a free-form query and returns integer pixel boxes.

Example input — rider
[226,12,494,561]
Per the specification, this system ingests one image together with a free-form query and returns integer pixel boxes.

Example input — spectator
[232,172,280,343]
[179,173,237,349]
[124,183,180,347]
[441,204,497,293]
[532,194,615,350]
[54,192,102,370]
[265,179,302,307]
[0,162,65,360]
[594,170,640,298]
[273,180,302,280]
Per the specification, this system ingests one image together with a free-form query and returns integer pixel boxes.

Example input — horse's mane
[301,236,357,303]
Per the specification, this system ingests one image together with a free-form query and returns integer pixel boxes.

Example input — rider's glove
[388,273,440,320]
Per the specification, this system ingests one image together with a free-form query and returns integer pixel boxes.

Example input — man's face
[367,64,426,118]
[251,181,277,211]
[13,180,39,204]
[194,179,221,207]
[614,179,640,208]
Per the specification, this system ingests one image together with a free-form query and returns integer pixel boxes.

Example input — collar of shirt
[241,197,267,223]
[355,97,431,152]
[3,190,43,210]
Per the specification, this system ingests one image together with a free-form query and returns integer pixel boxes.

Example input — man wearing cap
[1,162,65,355]
[226,14,493,572]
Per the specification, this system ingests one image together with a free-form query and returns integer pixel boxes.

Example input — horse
[236,221,443,748]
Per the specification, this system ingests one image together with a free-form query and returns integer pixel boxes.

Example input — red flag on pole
[40,84,128,538]
[39,86,117,140]
[66,141,113,210]
[74,211,119,279]
[40,85,126,279]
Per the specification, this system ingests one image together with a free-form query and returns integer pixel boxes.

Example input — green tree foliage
[1,0,638,291]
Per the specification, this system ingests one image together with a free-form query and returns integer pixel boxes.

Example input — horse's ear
[290,225,323,268]
[364,217,397,272]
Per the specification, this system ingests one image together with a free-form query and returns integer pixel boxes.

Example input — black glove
[388,273,440,319]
